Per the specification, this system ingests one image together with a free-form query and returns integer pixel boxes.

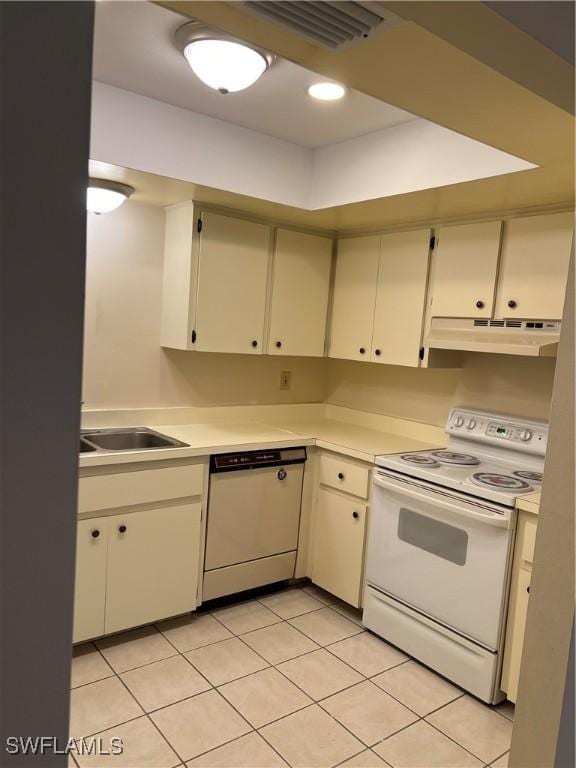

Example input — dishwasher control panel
[211,447,307,473]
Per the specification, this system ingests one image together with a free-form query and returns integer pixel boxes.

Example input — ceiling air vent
[241,2,402,49]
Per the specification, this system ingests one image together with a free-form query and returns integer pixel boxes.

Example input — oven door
[366,471,514,650]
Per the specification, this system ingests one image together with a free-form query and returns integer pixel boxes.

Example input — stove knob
[467,419,477,430]
[454,416,464,428]
[520,429,533,442]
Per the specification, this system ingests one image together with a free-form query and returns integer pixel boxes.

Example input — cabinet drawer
[79,463,204,514]
[319,453,369,499]
[520,515,537,566]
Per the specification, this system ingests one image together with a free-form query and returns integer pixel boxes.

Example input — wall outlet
[280,370,292,390]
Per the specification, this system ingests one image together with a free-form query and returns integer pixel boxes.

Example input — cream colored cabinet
[431,221,502,318]
[267,229,332,357]
[162,202,333,357]
[105,502,202,634]
[73,518,109,643]
[312,488,367,607]
[495,212,573,320]
[329,235,380,362]
[371,229,431,366]
[501,511,537,702]
[311,452,371,608]
[74,461,204,642]
[195,211,270,354]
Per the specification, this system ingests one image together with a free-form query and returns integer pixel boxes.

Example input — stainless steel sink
[80,427,188,453]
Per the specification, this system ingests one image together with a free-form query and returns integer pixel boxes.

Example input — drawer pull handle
[277,469,287,480]
[91,529,100,539]
[527,585,530,594]
[337,472,344,480]
[352,511,359,519]
[118,524,127,533]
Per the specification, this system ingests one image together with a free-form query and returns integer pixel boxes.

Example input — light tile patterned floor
[68,584,513,768]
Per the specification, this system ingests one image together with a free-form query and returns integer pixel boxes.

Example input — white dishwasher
[203,447,306,601]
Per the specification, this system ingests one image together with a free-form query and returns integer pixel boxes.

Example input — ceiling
[93,1,415,149]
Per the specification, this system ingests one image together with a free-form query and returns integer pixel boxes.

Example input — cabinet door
[73,518,108,643]
[195,212,270,354]
[432,221,502,318]
[501,566,531,703]
[311,488,367,607]
[495,212,574,320]
[329,236,379,361]
[371,229,431,366]
[105,503,202,634]
[267,229,332,356]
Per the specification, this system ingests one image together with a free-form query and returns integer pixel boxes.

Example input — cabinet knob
[527,585,530,594]
[337,472,345,480]
[275,341,282,348]
[91,529,100,539]
[359,347,366,354]
[475,300,485,309]
[251,340,258,347]
[118,524,127,533]
[507,300,517,309]
[374,349,381,356]
[352,511,359,519]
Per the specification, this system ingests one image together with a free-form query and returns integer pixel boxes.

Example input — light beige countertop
[516,491,541,515]
[79,417,441,468]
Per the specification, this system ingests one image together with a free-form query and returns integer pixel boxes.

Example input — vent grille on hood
[242,1,400,48]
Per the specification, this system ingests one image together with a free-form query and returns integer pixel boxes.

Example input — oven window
[398,508,468,566]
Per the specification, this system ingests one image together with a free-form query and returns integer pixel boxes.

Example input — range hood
[425,318,560,357]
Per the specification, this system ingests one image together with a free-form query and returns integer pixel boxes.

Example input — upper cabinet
[495,212,574,320]
[328,235,380,362]
[161,202,333,357]
[371,229,431,366]
[429,213,573,323]
[431,221,502,319]
[329,230,431,367]
[195,212,270,355]
[267,229,333,357]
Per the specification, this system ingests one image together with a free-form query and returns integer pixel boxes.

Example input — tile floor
[68,584,514,768]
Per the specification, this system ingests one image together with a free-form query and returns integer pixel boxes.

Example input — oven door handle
[374,474,511,529]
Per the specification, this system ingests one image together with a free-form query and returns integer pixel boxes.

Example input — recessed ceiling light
[307,82,346,101]
[87,179,134,215]
[175,22,275,94]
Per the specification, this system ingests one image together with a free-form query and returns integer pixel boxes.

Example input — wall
[326,353,556,427]
[82,199,326,409]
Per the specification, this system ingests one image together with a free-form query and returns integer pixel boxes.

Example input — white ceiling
[93,1,416,149]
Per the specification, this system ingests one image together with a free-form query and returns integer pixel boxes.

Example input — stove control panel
[446,409,548,455]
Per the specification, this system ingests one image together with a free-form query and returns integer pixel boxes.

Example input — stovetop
[376,408,548,507]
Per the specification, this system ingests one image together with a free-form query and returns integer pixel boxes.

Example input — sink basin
[80,428,188,453]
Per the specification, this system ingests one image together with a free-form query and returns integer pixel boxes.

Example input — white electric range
[363,408,547,703]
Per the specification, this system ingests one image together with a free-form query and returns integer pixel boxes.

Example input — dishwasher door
[205,463,304,571]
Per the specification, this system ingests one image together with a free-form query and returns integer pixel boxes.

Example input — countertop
[516,491,541,515]
[79,417,441,468]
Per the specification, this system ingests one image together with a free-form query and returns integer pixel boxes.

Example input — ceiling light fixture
[175,21,275,94]
[87,178,134,215]
[307,82,347,101]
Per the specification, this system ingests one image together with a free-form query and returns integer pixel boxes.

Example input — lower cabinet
[74,518,109,642]
[73,502,202,643]
[501,510,537,702]
[312,489,367,607]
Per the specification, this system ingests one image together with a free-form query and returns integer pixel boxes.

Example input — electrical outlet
[280,370,292,390]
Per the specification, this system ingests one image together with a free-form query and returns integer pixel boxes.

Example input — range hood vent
[241,2,402,49]
[425,317,560,357]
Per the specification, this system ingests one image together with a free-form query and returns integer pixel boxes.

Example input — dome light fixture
[87,178,134,215]
[307,82,347,101]
[175,21,275,94]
